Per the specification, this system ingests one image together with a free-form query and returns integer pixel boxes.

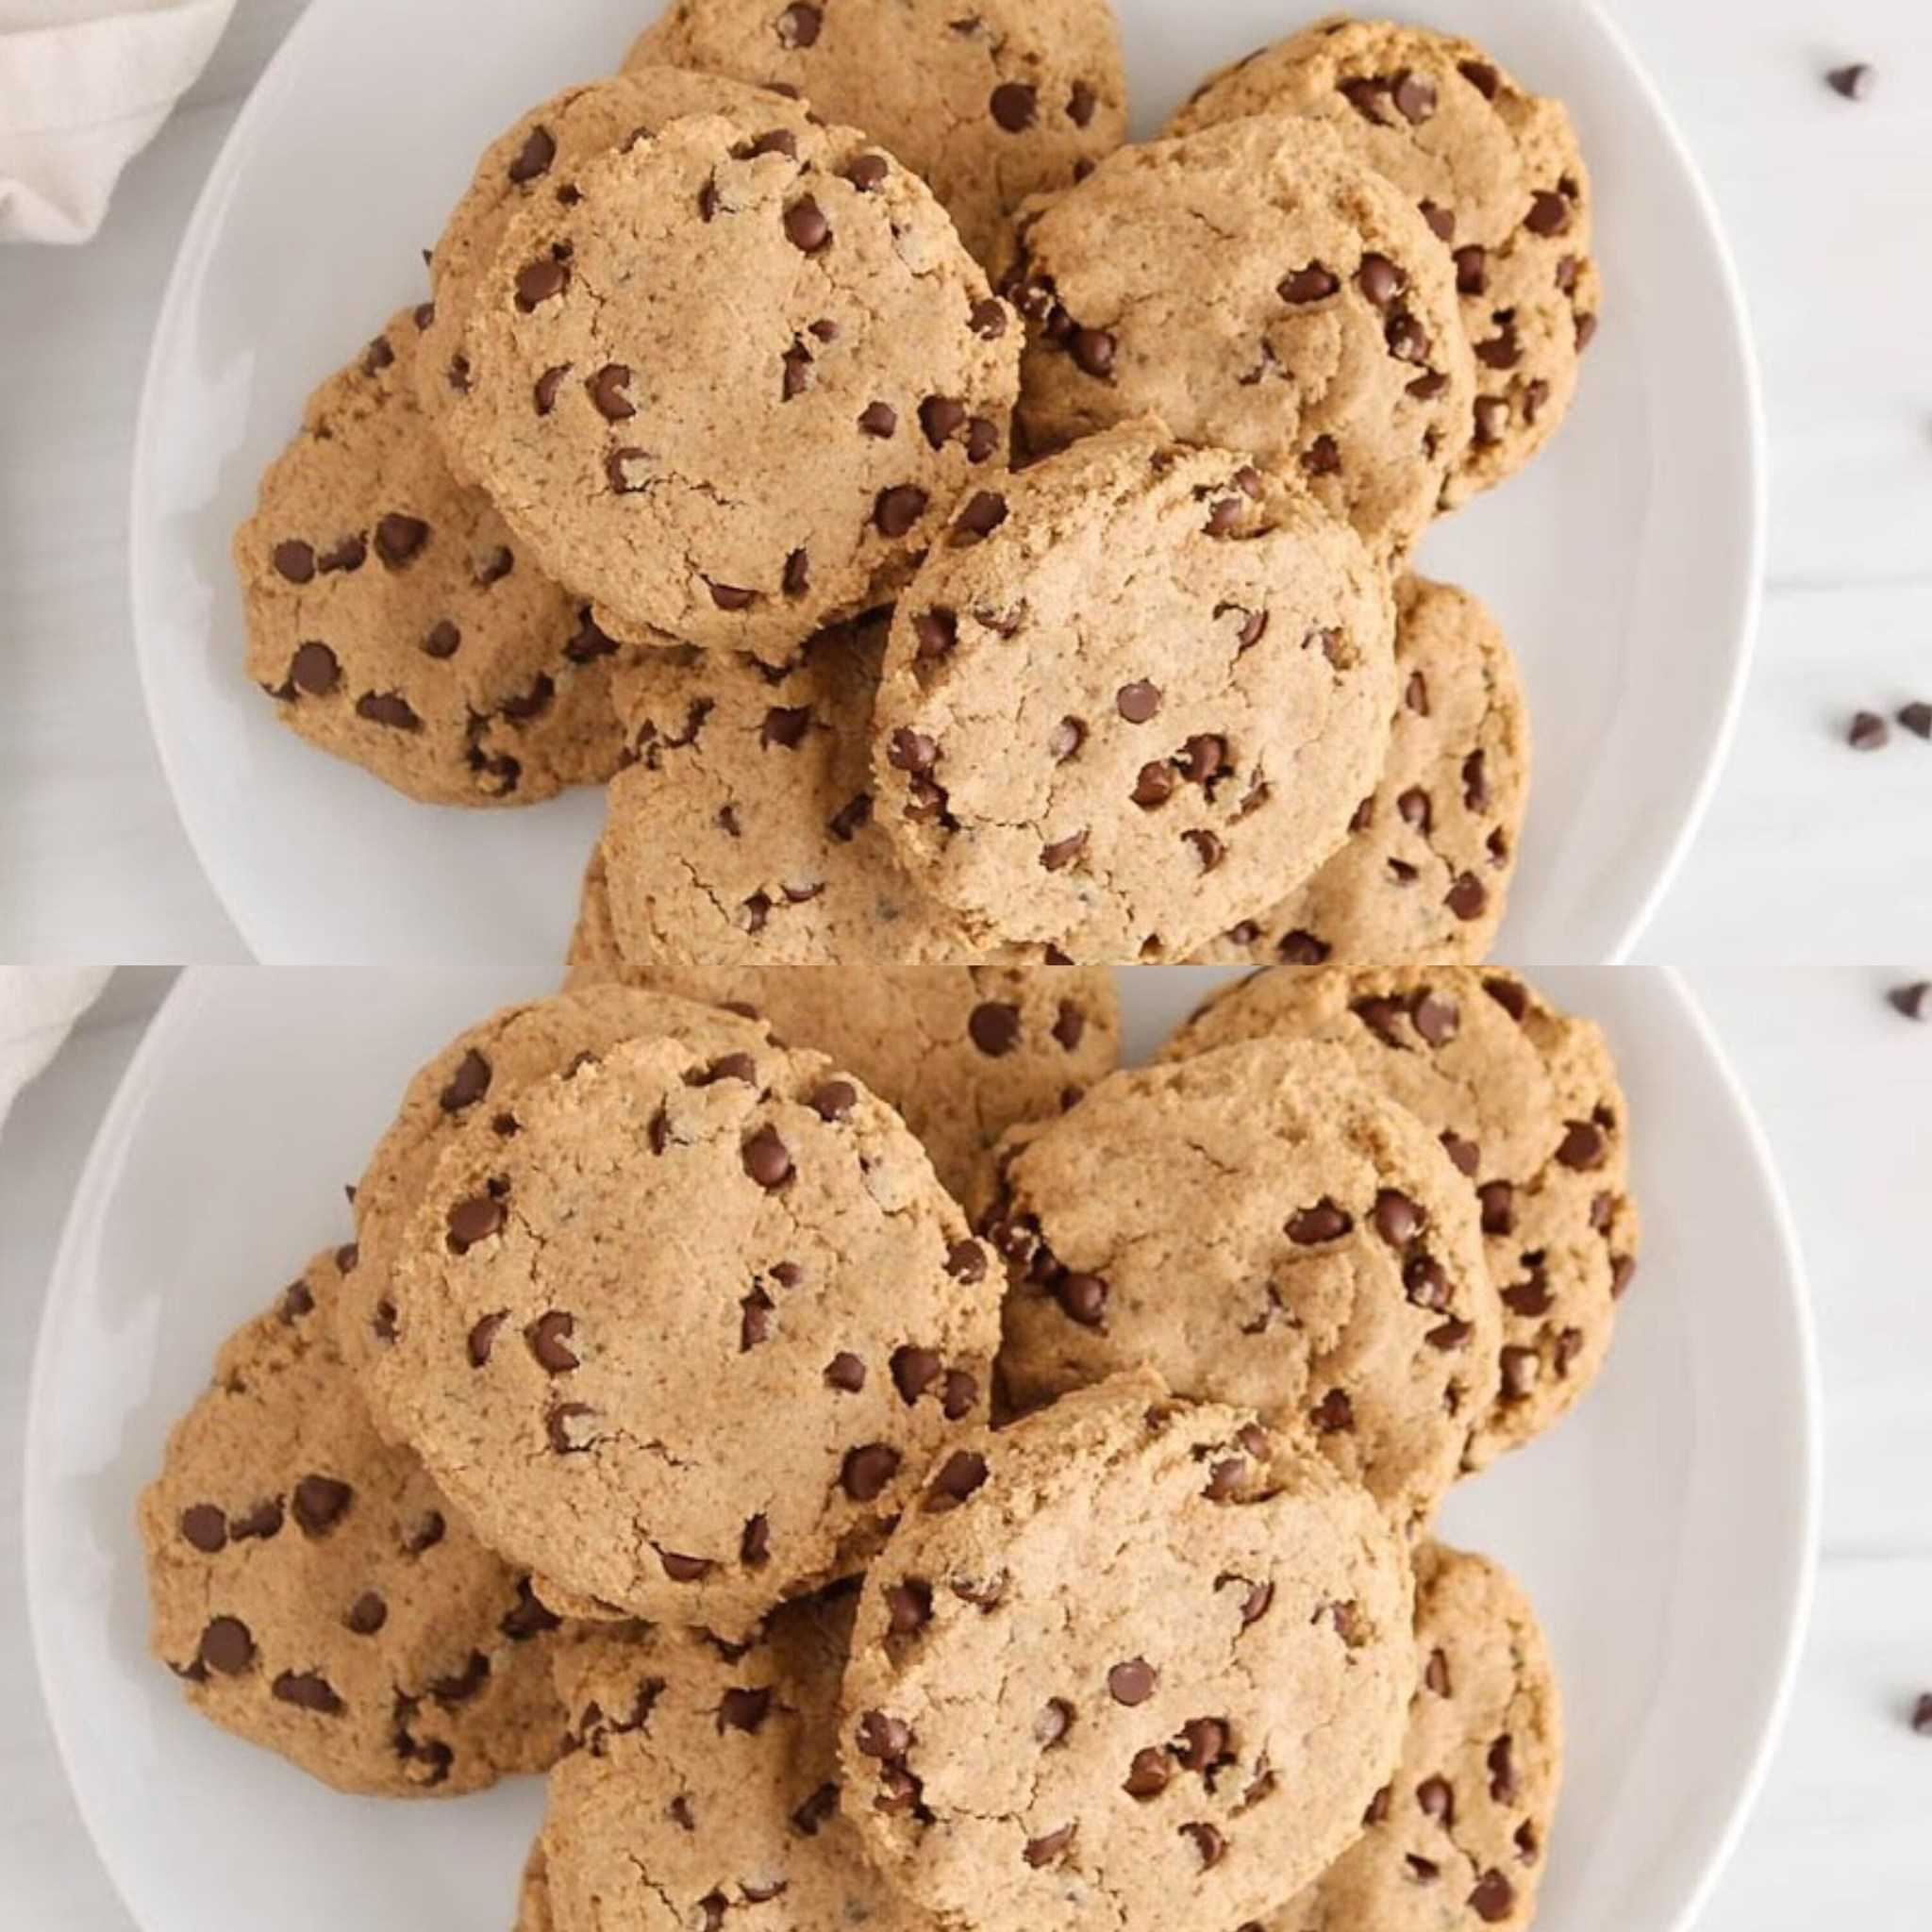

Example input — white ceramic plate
[130,0,1761,969]
[27,966,1814,1932]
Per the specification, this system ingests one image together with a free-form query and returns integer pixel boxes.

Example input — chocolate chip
[1288,1198,1352,1243]
[1180,1823,1224,1868]
[1469,1872,1515,1922]
[358,689,422,731]
[1556,1120,1607,1170]
[1524,190,1571,236]
[1045,715,1087,763]
[229,1499,282,1541]
[856,1709,913,1760]
[846,152,890,191]
[1357,252,1402,307]
[1458,58,1500,98]
[990,82,1038,131]
[1041,830,1087,872]
[1419,199,1455,241]
[588,363,635,421]
[1894,700,1932,739]
[1911,1691,1932,1734]
[1373,1190,1422,1246]
[438,1048,491,1113]
[784,196,830,252]
[179,1504,226,1552]
[1070,327,1116,378]
[947,1241,988,1283]
[289,641,339,696]
[1035,1698,1073,1747]
[317,534,365,574]
[508,124,556,183]
[1392,69,1437,121]
[1124,1747,1171,1798]
[292,1474,352,1535]
[924,1449,988,1509]
[1445,873,1488,921]
[344,1591,387,1636]
[1132,761,1174,810]
[1108,1658,1155,1706]
[526,1310,578,1374]
[969,1002,1022,1056]
[535,364,568,414]
[858,400,898,438]
[841,1442,902,1501]
[273,540,315,583]
[1183,829,1224,872]
[500,1577,560,1641]
[777,1,821,46]
[1417,1774,1455,1823]
[1849,710,1890,750]
[874,485,929,537]
[1478,1181,1516,1235]
[446,1192,504,1251]
[953,490,1008,541]
[742,1124,792,1189]
[515,258,568,309]
[941,1370,977,1420]
[1279,262,1339,303]
[1889,982,1929,1021]
[1024,1824,1074,1867]
[1116,680,1161,723]
[659,1549,711,1581]
[198,1616,253,1674]
[1302,433,1341,476]
[417,618,460,660]
[1826,62,1873,100]
[273,1670,342,1714]
[887,1579,933,1635]
[891,1346,943,1404]
[1057,1273,1108,1325]
[1312,1389,1355,1433]
[1411,991,1459,1045]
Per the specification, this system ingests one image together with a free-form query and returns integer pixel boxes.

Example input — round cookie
[870,421,1396,960]
[235,304,626,806]
[451,113,1020,657]
[559,895,1122,1201]
[342,985,774,1430]
[419,69,815,467]
[514,1843,555,1932]
[1195,575,1529,966]
[626,0,1127,266]
[1158,965,1640,1467]
[1166,18,1601,506]
[382,1032,1000,1633]
[1270,1542,1563,1931]
[599,617,1049,963]
[1000,116,1475,561]
[978,1038,1500,1526]
[138,1246,570,1797]
[840,1374,1415,1931]
[542,1593,936,1932]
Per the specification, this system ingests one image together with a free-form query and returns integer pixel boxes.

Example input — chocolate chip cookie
[559,893,1121,1200]
[870,420,1398,960]
[138,1246,569,1796]
[542,1593,934,1932]
[419,69,814,465]
[342,985,773,1432]
[235,305,626,805]
[514,1843,555,1932]
[840,1374,1415,1931]
[380,1033,999,1633]
[1000,115,1474,561]
[1167,18,1600,506]
[451,113,1019,657]
[1158,966,1640,1467]
[626,0,1127,265]
[597,617,1050,963]
[1194,575,1529,966]
[1270,1541,1562,1930]
[979,1038,1500,1525]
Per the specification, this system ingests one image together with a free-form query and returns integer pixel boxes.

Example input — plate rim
[127,0,1767,967]
[24,964,1820,1932]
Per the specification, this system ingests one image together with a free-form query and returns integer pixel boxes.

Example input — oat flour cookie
[1001,116,1474,560]
[382,1033,999,1632]
[841,1375,1415,1931]
[979,1039,1500,1525]
[235,305,626,805]
[1271,1542,1563,1930]
[1158,966,1640,1466]
[598,617,1023,963]
[420,70,814,465]
[344,986,773,1430]
[871,421,1397,960]
[139,1247,569,1796]
[559,899,1122,1200]
[1197,575,1529,966]
[626,0,1127,265]
[1167,17,1600,505]
[542,1594,936,1932]
[453,114,1019,656]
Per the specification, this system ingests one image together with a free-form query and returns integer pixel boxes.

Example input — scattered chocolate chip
[1849,710,1890,750]
[875,484,929,537]
[1279,262,1340,303]
[272,540,315,583]
[887,1579,933,1635]
[1108,1657,1155,1706]
[990,82,1038,131]
[292,1474,352,1536]
[924,1449,988,1509]
[777,2,821,47]
[1889,982,1929,1021]
[508,124,556,183]
[946,1241,988,1283]
[526,1309,578,1374]
[824,1351,866,1391]
[1057,1273,1108,1325]
[1041,830,1088,872]
[784,196,830,253]
[273,1670,342,1714]
[1116,680,1161,723]
[742,1124,793,1189]
[841,1442,902,1501]
[1288,1198,1352,1243]
[1826,62,1873,100]
[515,258,568,309]
[953,490,1008,541]
[1469,1871,1516,1923]
[588,363,635,421]
[446,1192,505,1252]
[289,641,340,696]
[1024,1824,1074,1867]
[179,1505,226,1552]
[1070,327,1116,378]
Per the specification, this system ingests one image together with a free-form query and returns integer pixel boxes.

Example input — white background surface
[2,965,1929,1928]
[0,0,1929,963]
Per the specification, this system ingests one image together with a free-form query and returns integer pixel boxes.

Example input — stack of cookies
[234,5,1593,967]
[142,959,1638,1930]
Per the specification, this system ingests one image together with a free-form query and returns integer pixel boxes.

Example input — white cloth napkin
[0,968,109,1132]
[0,0,236,243]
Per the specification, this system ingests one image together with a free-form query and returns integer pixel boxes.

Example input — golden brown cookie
[840,1375,1416,1931]
[626,0,1127,265]
[1000,115,1474,561]
[1193,575,1529,966]
[419,69,815,467]
[559,885,1122,1201]
[450,113,1019,657]
[1158,965,1640,1466]
[870,420,1397,961]
[1167,17,1601,505]
[379,1033,1000,1634]
[542,1593,935,1932]
[1269,1542,1563,1930]
[235,305,625,804]
[341,985,774,1433]
[138,1247,569,1796]
[978,1038,1500,1526]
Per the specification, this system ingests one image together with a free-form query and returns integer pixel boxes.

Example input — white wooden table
[4,967,1929,1927]
[0,0,1928,963]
